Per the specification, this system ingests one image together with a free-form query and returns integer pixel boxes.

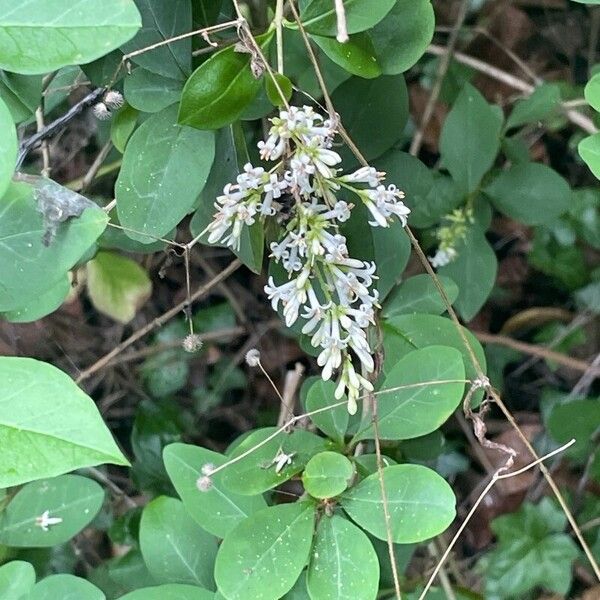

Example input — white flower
[340,166,382,187]
[92,102,111,120]
[35,510,63,531]
[429,247,457,268]
[104,90,124,110]
[245,348,261,367]
[364,185,410,227]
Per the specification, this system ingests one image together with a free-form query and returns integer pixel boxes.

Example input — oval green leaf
[311,33,381,79]
[3,274,70,323]
[0,475,104,547]
[163,443,266,538]
[578,132,600,180]
[124,68,183,113]
[485,163,570,225]
[0,96,16,198]
[115,104,215,243]
[28,574,105,600]
[0,0,141,74]
[383,274,459,317]
[306,515,379,600]
[302,452,354,499]
[341,464,456,543]
[0,357,129,488]
[215,502,316,600]
[355,346,465,441]
[110,104,138,153]
[0,561,36,599]
[304,378,349,444]
[120,585,214,600]
[140,496,217,588]
[584,72,600,113]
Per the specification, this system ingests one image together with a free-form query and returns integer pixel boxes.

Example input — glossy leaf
[110,104,138,152]
[179,33,272,130]
[341,464,456,543]
[140,496,217,588]
[0,475,104,547]
[585,72,600,112]
[311,33,381,79]
[0,180,108,312]
[0,70,42,123]
[506,83,561,130]
[120,585,214,600]
[0,561,36,599]
[215,503,316,600]
[0,96,16,198]
[86,250,152,323]
[355,346,465,441]
[306,515,379,600]
[439,83,503,193]
[265,72,293,106]
[3,274,70,323]
[121,0,191,79]
[0,0,141,74]
[0,357,129,488]
[163,443,266,538]
[382,313,486,392]
[383,274,459,317]
[116,104,215,242]
[28,574,105,600]
[485,163,570,225]
[333,74,408,164]
[302,452,354,499]
[300,0,395,37]
[438,226,498,320]
[305,379,349,444]
[371,0,435,74]
[124,68,183,113]
[222,428,328,495]
[578,132,600,180]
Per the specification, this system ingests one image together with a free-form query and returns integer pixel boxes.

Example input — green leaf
[438,227,498,321]
[0,0,141,75]
[439,83,503,193]
[3,274,70,323]
[110,104,138,153]
[0,475,104,547]
[265,72,293,106]
[0,561,36,599]
[585,72,600,112]
[86,250,152,323]
[215,502,316,600]
[222,428,328,495]
[547,397,600,458]
[124,68,183,113]
[311,33,381,79]
[163,443,266,538]
[302,452,354,499]
[578,132,600,180]
[0,70,42,123]
[140,496,217,588]
[299,0,395,37]
[481,499,578,598]
[355,346,465,441]
[0,357,129,488]
[382,313,486,397]
[190,124,264,273]
[383,274,458,317]
[332,74,408,164]
[340,464,456,543]
[307,515,379,600]
[179,33,273,130]
[27,574,105,600]
[0,180,108,312]
[121,0,191,79]
[116,104,215,242]
[485,163,570,225]
[304,379,349,444]
[120,585,214,600]
[0,96,16,198]
[506,83,562,130]
[371,0,435,74]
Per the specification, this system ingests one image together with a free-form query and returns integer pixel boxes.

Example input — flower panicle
[207,106,411,412]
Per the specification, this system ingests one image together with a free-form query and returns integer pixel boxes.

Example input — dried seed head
[201,462,216,476]
[182,334,203,353]
[196,475,213,492]
[245,348,261,367]
[92,102,111,120]
[104,90,124,110]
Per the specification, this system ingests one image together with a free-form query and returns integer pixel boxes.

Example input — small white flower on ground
[35,510,63,531]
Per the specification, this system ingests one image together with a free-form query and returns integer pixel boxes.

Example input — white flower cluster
[207,106,411,414]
